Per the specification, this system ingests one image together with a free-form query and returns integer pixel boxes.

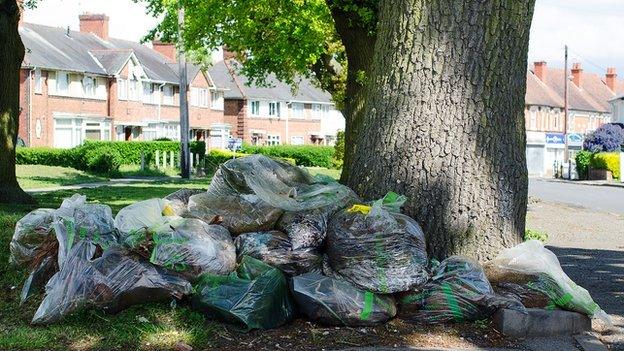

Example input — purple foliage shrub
[582,123,624,153]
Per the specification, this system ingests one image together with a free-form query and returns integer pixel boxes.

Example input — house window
[291,136,304,145]
[56,72,69,95]
[83,76,96,97]
[312,104,323,118]
[250,101,260,116]
[211,91,224,110]
[191,87,209,107]
[269,102,280,117]
[53,118,110,148]
[34,69,42,94]
[143,82,154,104]
[118,79,127,100]
[163,85,174,105]
[529,107,537,130]
[291,102,304,118]
[128,79,140,101]
[267,134,281,146]
[143,123,159,141]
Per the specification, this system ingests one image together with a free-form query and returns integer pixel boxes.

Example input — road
[528,179,624,214]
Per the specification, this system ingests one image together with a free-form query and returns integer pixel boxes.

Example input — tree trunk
[344,0,534,260]
[326,3,376,183]
[0,0,35,204]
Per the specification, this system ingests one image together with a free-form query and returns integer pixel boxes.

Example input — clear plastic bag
[114,198,177,247]
[32,242,192,325]
[187,192,282,235]
[207,154,357,211]
[291,273,397,326]
[10,208,56,266]
[149,218,236,280]
[325,197,429,293]
[398,256,524,324]
[164,188,204,216]
[234,231,322,276]
[486,240,611,324]
[191,255,294,330]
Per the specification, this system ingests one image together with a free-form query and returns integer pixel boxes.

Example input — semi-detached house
[18,13,344,149]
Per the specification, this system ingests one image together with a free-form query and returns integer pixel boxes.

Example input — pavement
[25,176,180,193]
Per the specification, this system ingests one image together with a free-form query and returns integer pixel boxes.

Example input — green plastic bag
[192,256,294,330]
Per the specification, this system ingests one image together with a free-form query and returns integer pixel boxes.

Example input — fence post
[140,151,146,171]
[155,150,160,169]
[162,150,167,169]
[170,150,175,169]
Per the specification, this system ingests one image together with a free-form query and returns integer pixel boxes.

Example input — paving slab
[493,308,591,338]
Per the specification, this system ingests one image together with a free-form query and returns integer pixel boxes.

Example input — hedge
[16,141,206,176]
[590,152,620,180]
[204,150,296,173]
[240,144,335,168]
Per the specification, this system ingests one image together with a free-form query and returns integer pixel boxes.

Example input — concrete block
[493,308,591,338]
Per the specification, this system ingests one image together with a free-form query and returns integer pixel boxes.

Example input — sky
[23,0,624,76]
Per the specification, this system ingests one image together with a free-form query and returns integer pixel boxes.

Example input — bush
[583,123,624,153]
[524,229,548,243]
[332,131,345,169]
[204,149,247,173]
[82,146,122,177]
[16,147,81,168]
[240,145,334,168]
[80,141,206,166]
[590,152,620,180]
[575,150,592,180]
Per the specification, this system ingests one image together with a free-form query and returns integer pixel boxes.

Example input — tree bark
[0,0,35,204]
[344,0,534,260]
[326,3,376,183]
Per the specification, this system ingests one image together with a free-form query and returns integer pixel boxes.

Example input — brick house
[18,14,225,149]
[524,61,624,176]
[208,59,345,146]
[17,13,345,150]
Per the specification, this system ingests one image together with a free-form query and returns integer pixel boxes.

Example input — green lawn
[17,165,107,190]
[0,179,214,351]
[305,167,342,180]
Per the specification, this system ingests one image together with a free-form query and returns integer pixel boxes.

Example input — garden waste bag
[234,230,322,276]
[291,273,396,326]
[191,255,294,330]
[325,193,429,293]
[486,240,612,325]
[32,242,192,324]
[398,256,523,323]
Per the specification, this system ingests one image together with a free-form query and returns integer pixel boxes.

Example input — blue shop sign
[567,133,584,146]
[545,133,565,144]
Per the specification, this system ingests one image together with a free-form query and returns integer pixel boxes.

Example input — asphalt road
[528,179,624,214]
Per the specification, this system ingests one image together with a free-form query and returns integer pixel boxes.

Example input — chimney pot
[152,40,176,63]
[533,61,547,81]
[606,67,617,92]
[571,62,583,87]
[79,13,109,41]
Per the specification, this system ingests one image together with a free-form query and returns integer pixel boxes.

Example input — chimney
[605,67,617,92]
[223,46,238,61]
[533,61,547,81]
[153,40,176,63]
[571,62,583,87]
[79,13,109,41]
[18,0,24,26]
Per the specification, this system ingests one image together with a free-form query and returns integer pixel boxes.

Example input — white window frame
[250,100,260,116]
[56,71,70,95]
[267,134,281,146]
[83,76,96,98]
[291,102,304,119]
[211,90,224,110]
[117,78,128,100]
[269,101,281,117]
[143,82,155,104]
[34,69,42,94]
[291,136,304,145]
[163,85,174,105]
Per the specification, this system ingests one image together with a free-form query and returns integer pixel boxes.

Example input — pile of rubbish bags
[9,154,611,329]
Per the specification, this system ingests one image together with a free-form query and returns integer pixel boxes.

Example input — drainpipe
[28,68,34,146]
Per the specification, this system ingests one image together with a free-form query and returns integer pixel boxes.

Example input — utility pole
[178,5,190,179]
[563,45,570,164]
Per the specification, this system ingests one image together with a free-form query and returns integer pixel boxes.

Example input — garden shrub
[583,123,624,153]
[16,147,81,168]
[204,149,247,173]
[81,146,122,177]
[240,145,334,168]
[80,141,206,166]
[574,150,592,180]
[524,229,548,243]
[590,152,620,180]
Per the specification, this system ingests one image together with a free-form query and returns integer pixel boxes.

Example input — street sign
[228,137,243,151]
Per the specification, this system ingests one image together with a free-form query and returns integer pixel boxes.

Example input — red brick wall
[18,69,29,145]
